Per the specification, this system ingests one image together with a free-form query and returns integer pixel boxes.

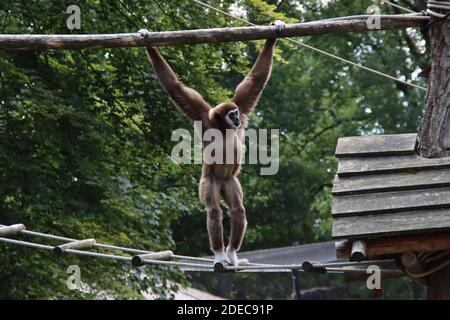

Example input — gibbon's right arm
[140,30,210,121]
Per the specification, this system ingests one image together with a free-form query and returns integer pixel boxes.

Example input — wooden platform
[332,133,450,240]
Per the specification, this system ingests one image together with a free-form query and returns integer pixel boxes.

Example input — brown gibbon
[140,23,282,265]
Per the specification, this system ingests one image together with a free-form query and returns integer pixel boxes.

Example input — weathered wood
[53,239,96,256]
[351,240,367,261]
[334,232,450,257]
[213,259,251,273]
[333,187,450,216]
[335,240,351,259]
[335,133,417,157]
[131,250,174,267]
[332,169,450,195]
[418,18,450,158]
[337,154,450,177]
[332,209,450,239]
[0,16,427,51]
[0,224,26,237]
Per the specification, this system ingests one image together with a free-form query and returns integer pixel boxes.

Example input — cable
[191,0,427,91]
[381,0,416,14]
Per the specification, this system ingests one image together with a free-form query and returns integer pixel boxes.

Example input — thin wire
[381,0,416,13]
[191,0,427,91]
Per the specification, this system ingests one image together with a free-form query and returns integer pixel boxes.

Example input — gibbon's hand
[138,28,151,38]
[138,28,156,50]
[270,20,286,36]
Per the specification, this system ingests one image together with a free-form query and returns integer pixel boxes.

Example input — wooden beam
[368,233,450,256]
[0,15,427,51]
[335,232,450,258]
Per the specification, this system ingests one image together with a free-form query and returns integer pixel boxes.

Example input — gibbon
[140,23,282,265]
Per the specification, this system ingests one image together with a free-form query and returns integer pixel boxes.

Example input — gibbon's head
[212,102,241,129]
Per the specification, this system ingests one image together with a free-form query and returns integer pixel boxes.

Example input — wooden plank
[337,154,450,177]
[333,187,450,216]
[332,208,450,239]
[332,169,450,195]
[333,232,450,256]
[335,133,417,157]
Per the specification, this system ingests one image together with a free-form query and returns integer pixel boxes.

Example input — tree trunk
[418,19,450,157]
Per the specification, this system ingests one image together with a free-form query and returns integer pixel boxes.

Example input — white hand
[271,20,286,34]
[138,28,151,38]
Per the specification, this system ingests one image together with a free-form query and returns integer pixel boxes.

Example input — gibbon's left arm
[232,38,277,116]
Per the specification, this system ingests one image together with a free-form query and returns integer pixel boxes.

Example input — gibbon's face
[224,108,240,129]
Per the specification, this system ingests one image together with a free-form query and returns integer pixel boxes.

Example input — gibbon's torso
[199,113,248,179]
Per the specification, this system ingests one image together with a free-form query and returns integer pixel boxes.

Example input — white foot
[138,28,151,38]
[226,247,239,267]
[213,250,231,265]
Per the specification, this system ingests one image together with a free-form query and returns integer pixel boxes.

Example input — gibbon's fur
[142,30,278,265]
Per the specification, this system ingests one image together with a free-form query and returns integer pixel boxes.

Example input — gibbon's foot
[213,250,231,265]
[271,20,286,36]
[138,28,151,38]
[226,246,239,267]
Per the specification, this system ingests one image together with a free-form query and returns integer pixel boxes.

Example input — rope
[427,0,450,18]
[0,223,399,274]
[191,0,427,91]
[405,250,450,278]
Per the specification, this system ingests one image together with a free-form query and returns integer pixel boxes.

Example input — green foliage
[0,0,428,299]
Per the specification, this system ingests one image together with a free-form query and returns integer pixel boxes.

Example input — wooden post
[0,224,26,237]
[415,6,450,298]
[131,250,174,267]
[53,239,96,256]
[350,240,367,261]
[417,18,450,157]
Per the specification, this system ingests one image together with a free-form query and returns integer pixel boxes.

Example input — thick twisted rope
[0,224,399,274]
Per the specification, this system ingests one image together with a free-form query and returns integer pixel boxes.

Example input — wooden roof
[332,133,450,240]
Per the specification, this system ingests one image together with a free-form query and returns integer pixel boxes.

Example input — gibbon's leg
[199,173,231,264]
[221,176,247,266]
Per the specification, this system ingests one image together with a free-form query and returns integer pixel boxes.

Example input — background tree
[0,0,428,299]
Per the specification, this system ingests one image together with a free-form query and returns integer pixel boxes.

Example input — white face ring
[225,108,240,128]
